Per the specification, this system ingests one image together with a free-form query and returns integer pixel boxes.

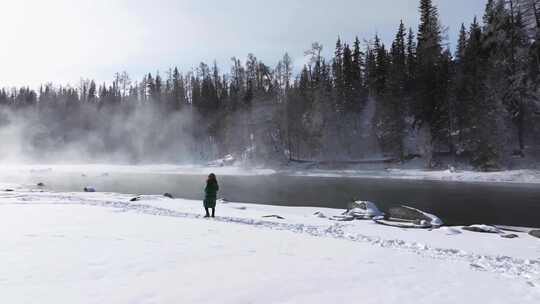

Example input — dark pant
[205,207,215,217]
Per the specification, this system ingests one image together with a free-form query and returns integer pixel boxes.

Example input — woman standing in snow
[203,173,219,218]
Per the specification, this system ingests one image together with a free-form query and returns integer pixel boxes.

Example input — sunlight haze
[0,0,485,87]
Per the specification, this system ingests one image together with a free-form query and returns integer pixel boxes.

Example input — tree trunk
[518,107,526,151]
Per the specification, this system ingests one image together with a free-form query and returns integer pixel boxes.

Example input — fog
[0,103,199,165]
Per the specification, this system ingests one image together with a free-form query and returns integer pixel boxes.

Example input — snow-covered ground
[1,183,539,303]
[1,163,540,184]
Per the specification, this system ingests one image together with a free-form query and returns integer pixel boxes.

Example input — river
[5,170,540,227]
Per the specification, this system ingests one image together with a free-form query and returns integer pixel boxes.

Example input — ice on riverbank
[2,163,540,184]
[287,168,540,184]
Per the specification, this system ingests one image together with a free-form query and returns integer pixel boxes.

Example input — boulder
[387,205,443,227]
[130,196,142,202]
[462,225,502,234]
[163,193,174,199]
[37,182,45,187]
[222,154,235,165]
[84,186,96,193]
[500,234,519,239]
[207,154,236,167]
[313,211,327,218]
[345,201,384,220]
[529,230,540,239]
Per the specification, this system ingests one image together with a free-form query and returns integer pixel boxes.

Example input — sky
[0,0,486,88]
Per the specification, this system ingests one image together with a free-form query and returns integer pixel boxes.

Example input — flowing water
[5,170,540,227]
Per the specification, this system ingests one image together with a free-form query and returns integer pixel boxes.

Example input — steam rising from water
[0,104,197,164]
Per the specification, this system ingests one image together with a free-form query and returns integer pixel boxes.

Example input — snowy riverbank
[1,183,539,303]
[287,168,540,184]
[1,163,540,184]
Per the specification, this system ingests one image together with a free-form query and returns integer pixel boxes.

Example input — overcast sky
[0,0,486,88]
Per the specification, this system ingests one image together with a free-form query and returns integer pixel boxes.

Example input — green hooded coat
[204,181,219,208]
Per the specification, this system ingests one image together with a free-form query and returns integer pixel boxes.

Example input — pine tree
[405,27,417,99]
[171,67,185,111]
[333,37,344,112]
[146,73,155,101]
[373,36,388,96]
[342,43,355,111]
[483,0,531,152]
[365,45,377,95]
[391,21,407,92]
[456,23,468,63]
[352,36,365,106]
[154,72,162,102]
[506,4,532,152]
[374,22,408,158]
[415,0,452,163]
[88,80,97,102]
[452,17,503,169]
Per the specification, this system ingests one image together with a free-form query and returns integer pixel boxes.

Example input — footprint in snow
[262,215,285,220]
[470,263,487,271]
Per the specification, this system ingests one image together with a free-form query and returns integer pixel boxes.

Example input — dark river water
[7,171,540,227]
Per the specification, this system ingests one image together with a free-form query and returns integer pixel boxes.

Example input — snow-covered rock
[387,205,444,227]
[207,154,236,167]
[83,186,96,193]
[314,211,327,218]
[163,193,174,199]
[462,225,503,234]
[345,201,384,219]
[500,234,519,239]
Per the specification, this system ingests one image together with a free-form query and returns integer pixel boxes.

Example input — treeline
[0,0,539,169]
